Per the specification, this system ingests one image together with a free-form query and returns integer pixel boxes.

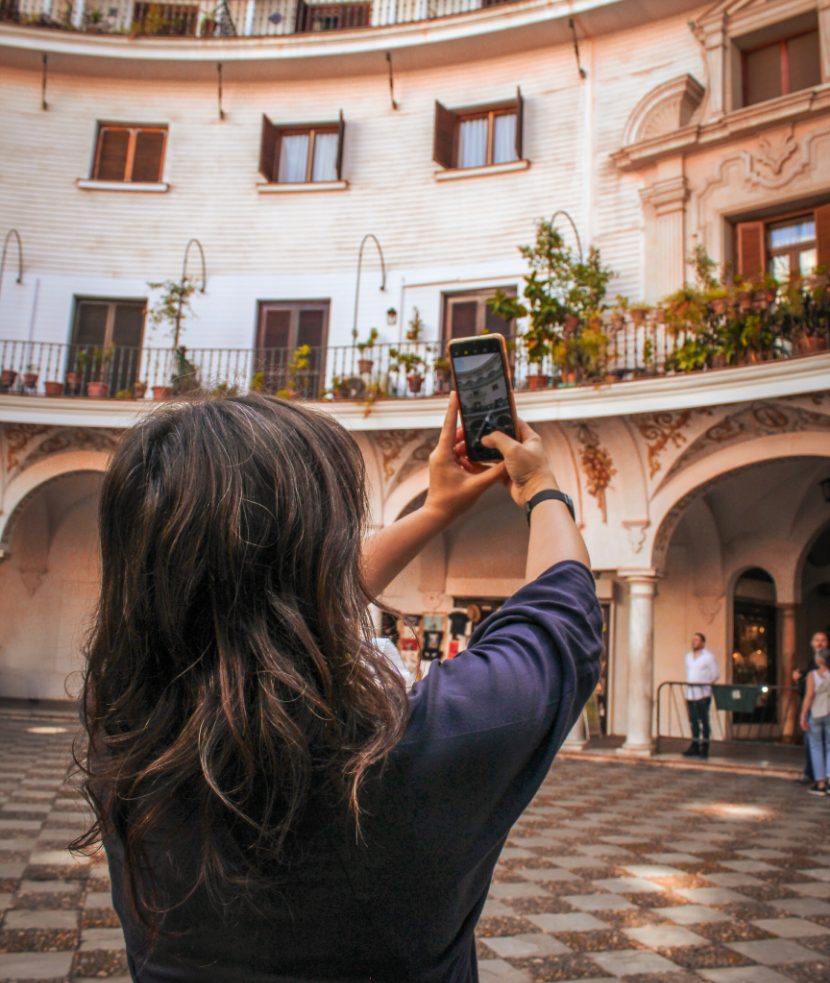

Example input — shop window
[737,14,821,108]
[256,301,329,396]
[433,89,523,169]
[92,125,167,183]
[735,203,830,280]
[260,114,345,183]
[442,287,516,348]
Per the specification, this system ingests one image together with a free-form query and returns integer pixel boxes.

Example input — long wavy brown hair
[71,394,409,928]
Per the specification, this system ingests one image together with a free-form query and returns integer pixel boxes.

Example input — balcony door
[256,301,329,397]
[70,298,145,394]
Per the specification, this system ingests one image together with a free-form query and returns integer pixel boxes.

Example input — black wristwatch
[525,489,575,524]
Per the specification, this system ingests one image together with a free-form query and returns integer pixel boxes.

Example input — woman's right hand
[478,419,558,508]
[801,715,809,732]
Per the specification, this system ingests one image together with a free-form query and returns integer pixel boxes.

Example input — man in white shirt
[683,632,720,760]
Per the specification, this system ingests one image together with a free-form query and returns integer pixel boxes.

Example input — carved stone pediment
[622,75,705,147]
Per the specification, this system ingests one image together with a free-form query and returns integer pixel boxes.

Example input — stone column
[779,602,799,741]
[563,712,588,751]
[619,574,658,756]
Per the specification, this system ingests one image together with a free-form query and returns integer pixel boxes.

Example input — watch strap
[525,489,575,524]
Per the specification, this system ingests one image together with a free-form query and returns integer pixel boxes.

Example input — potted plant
[0,368,17,390]
[133,380,148,399]
[44,380,64,397]
[432,355,452,391]
[577,316,609,381]
[78,346,113,398]
[249,371,266,393]
[353,327,379,374]
[276,344,312,399]
[405,307,424,342]
[200,7,218,35]
[23,365,39,389]
[551,337,576,386]
[147,276,199,392]
[389,348,427,393]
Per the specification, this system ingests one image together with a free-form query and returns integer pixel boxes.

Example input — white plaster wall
[0,6,715,344]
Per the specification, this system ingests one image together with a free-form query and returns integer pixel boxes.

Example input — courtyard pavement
[1,708,829,983]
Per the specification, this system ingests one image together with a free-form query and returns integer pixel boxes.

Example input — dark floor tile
[0,927,78,952]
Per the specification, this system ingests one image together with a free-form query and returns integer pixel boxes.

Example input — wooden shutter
[433,101,457,168]
[260,115,280,182]
[816,203,830,273]
[336,110,345,180]
[737,221,766,279]
[131,129,165,182]
[515,86,523,160]
[95,127,130,181]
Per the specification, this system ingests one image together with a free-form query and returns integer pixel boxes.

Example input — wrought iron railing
[0,0,523,38]
[655,680,803,749]
[0,318,826,401]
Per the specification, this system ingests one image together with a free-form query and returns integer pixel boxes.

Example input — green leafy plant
[146,277,198,347]
[276,345,312,399]
[353,327,379,354]
[405,308,424,341]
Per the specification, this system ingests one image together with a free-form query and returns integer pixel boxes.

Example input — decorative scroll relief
[4,424,51,474]
[369,430,422,482]
[574,424,617,524]
[3,424,120,486]
[744,126,812,190]
[663,401,830,482]
[634,411,693,479]
[622,74,705,147]
[394,436,436,491]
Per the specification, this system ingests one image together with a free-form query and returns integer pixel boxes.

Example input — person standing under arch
[683,632,719,759]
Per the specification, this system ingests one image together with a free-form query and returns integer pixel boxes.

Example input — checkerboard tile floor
[1,711,830,982]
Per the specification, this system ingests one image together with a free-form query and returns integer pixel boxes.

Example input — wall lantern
[386,307,397,326]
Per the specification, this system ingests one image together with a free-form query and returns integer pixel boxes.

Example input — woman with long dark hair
[73,392,601,982]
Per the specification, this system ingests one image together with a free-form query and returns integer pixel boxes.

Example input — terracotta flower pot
[87,381,110,399]
[407,374,423,394]
[153,385,173,401]
[133,382,148,400]
[560,371,576,385]
[44,381,64,397]
[65,371,81,394]
[527,373,548,391]
[357,359,374,374]
[23,372,39,389]
[0,369,17,388]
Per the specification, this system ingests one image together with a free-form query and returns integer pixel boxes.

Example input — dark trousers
[687,697,711,743]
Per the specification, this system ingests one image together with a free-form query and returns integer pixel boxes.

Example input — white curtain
[312,132,339,182]
[278,134,309,183]
[458,117,488,168]
[492,113,517,164]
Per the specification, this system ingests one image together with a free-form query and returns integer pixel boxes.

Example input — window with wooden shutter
[738,14,821,108]
[434,102,456,169]
[435,96,522,169]
[261,117,342,183]
[737,221,765,279]
[70,298,146,393]
[735,203,830,281]
[93,124,167,182]
[443,287,517,347]
[816,204,830,273]
[256,301,329,396]
[260,115,280,182]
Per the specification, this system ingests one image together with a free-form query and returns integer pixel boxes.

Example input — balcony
[0,0,523,38]
[1,312,827,413]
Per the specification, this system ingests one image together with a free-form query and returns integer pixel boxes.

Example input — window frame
[740,27,821,108]
[733,201,830,280]
[260,113,345,185]
[92,123,168,183]
[434,88,524,171]
[441,286,517,349]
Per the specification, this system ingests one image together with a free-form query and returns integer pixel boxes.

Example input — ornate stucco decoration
[743,125,815,190]
[663,401,830,481]
[12,427,121,478]
[634,411,694,478]
[621,74,705,147]
[369,430,422,481]
[574,424,617,524]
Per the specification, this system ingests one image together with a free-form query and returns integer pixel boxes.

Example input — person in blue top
[71,391,602,982]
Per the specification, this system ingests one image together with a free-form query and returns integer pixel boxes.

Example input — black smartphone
[448,334,518,463]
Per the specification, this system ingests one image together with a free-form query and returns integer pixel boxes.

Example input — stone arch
[0,449,110,552]
[382,467,430,528]
[0,466,104,700]
[622,74,704,146]
[648,432,830,572]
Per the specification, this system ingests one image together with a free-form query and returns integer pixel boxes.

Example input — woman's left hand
[424,393,506,523]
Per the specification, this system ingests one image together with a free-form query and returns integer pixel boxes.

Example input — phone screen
[451,346,517,462]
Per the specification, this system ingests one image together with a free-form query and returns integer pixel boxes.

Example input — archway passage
[0,471,102,701]
[652,455,829,756]
[800,522,830,655]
